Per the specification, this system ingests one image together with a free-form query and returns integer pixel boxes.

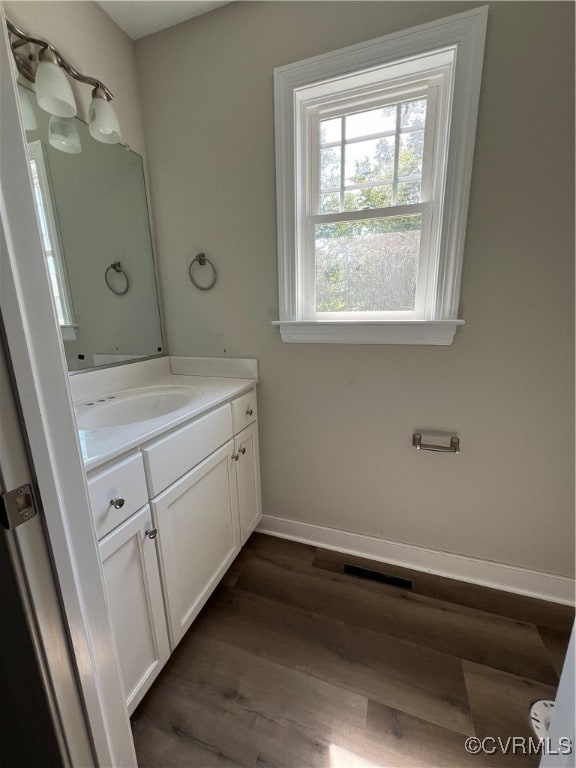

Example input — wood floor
[132,534,574,768]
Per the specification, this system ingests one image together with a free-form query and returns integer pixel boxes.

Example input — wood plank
[132,681,258,767]
[197,585,475,735]
[312,547,575,633]
[364,699,500,768]
[536,626,572,677]
[132,706,243,768]
[219,551,246,589]
[165,634,368,755]
[244,531,317,567]
[133,640,368,768]
[463,661,558,768]
[236,556,558,684]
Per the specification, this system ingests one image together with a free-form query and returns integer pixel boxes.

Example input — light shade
[18,85,37,132]
[89,91,121,144]
[35,58,77,118]
[48,115,81,154]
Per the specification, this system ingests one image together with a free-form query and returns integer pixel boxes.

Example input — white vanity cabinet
[150,441,240,647]
[98,506,170,714]
[87,453,169,715]
[84,382,262,702]
[144,389,262,649]
[233,421,262,544]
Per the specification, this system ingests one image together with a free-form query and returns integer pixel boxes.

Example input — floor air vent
[343,564,412,590]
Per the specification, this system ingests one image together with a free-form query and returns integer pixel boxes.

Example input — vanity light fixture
[48,115,81,155]
[89,86,122,144]
[35,47,77,118]
[6,17,122,146]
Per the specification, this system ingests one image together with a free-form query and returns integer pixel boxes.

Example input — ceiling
[97,1,232,40]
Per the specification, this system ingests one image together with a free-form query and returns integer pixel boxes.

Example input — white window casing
[27,140,78,341]
[273,7,488,344]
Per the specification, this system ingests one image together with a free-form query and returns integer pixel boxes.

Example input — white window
[27,141,77,341]
[274,7,487,344]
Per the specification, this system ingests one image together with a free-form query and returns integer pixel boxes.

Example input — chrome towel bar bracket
[105,262,129,295]
[413,433,460,453]
[189,252,217,290]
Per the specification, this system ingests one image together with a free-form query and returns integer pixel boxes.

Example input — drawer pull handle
[239,447,246,455]
[145,528,158,540]
[110,497,125,509]
[232,453,240,461]
[245,408,253,416]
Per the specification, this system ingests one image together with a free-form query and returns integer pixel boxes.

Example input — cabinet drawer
[143,404,233,497]
[88,453,147,540]
[232,389,257,433]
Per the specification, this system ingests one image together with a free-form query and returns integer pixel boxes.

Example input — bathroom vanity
[71,357,262,713]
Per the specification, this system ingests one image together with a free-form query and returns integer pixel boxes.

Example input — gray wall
[137,2,575,577]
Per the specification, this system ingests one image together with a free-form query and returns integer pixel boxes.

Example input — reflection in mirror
[20,84,164,372]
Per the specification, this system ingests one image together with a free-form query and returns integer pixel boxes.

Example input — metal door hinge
[0,484,37,529]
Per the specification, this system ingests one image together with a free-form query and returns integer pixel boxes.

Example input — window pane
[397,181,421,204]
[320,117,342,145]
[346,105,396,139]
[401,99,427,130]
[46,256,65,324]
[320,192,341,214]
[398,130,424,179]
[345,137,395,185]
[320,147,341,190]
[344,185,393,211]
[315,215,421,312]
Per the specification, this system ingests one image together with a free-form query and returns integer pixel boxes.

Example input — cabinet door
[152,440,240,649]
[99,505,169,714]
[234,421,262,544]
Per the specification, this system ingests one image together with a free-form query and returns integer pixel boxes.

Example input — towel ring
[105,262,129,295]
[189,252,217,291]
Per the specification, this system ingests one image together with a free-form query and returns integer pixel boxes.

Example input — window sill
[272,319,464,345]
[60,324,78,342]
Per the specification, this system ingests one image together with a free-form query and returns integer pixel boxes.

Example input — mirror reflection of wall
[20,84,164,372]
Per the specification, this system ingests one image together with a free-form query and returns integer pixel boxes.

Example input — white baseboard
[257,516,575,606]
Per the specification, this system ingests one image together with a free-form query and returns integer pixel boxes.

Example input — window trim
[27,140,78,341]
[273,6,488,344]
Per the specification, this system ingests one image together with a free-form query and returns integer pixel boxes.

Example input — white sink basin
[76,386,203,430]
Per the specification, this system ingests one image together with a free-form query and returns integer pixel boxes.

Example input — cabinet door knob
[245,408,253,416]
[110,497,125,509]
[145,528,158,539]
[232,453,240,461]
[239,447,246,455]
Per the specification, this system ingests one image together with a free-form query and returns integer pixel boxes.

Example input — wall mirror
[19,83,164,372]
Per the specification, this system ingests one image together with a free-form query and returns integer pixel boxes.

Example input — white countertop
[78,374,257,472]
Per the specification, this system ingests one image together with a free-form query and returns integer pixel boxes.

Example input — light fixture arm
[6,18,114,101]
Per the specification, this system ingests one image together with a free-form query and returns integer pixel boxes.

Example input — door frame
[0,323,93,766]
[0,9,136,766]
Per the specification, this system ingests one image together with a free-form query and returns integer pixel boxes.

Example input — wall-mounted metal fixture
[412,433,460,453]
[189,252,218,291]
[6,18,121,148]
[105,262,129,296]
